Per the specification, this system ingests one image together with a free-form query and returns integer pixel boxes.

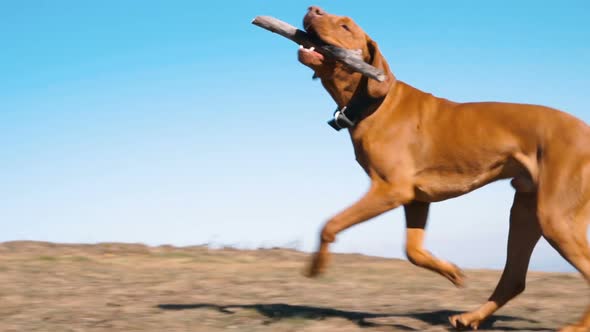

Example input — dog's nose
[307,6,325,16]
[304,6,325,30]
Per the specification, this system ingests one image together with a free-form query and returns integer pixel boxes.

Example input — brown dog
[297,6,590,331]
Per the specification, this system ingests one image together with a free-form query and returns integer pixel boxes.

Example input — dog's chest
[349,124,413,178]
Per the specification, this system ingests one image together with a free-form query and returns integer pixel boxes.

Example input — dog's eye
[341,24,351,32]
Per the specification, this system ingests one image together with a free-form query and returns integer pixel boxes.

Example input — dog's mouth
[299,25,326,62]
[298,44,325,61]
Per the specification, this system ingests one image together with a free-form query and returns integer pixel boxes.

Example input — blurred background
[1,0,589,272]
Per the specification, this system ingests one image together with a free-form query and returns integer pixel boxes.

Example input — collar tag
[327,106,355,131]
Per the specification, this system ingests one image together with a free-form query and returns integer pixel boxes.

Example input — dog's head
[298,6,395,106]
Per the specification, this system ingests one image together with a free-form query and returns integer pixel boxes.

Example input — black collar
[327,106,355,131]
[327,94,384,131]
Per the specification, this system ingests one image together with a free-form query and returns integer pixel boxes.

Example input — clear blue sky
[1,1,589,272]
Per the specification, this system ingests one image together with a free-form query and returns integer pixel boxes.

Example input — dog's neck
[326,78,392,131]
[324,71,397,130]
[321,72,362,108]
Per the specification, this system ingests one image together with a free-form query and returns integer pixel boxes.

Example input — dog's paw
[559,324,590,332]
[441,262,466,287]
[303,252,329,278]
[449,312,484,330]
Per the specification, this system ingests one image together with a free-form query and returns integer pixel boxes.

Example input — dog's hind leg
[570,218,590,332]
[404,200,465,287]
[535,160,590,332]
[562,220,590,332]
[305,180,413,277]
[537,206,590,332]
[450,191,541,330]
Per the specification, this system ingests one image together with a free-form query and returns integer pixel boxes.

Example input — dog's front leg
[404,201,465,287]
[305,181,413,277]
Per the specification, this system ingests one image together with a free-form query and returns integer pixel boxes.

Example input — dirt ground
[0,241,587,331]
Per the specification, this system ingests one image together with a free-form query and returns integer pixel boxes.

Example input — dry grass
[0,241,585,331]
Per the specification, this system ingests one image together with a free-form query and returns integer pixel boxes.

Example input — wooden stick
[252,16,386,82]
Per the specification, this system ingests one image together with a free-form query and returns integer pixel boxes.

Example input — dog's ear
[366,37,395,99]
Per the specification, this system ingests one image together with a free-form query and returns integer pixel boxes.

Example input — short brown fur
[298,6,590,331]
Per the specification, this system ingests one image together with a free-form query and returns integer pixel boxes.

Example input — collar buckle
[327,106,355,131]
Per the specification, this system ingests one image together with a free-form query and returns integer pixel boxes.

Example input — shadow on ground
[157,302,548,331]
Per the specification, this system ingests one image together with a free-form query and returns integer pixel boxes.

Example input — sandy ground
[0,241,587,331]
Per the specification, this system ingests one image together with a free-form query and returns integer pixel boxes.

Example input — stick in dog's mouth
[252,15,386,82]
